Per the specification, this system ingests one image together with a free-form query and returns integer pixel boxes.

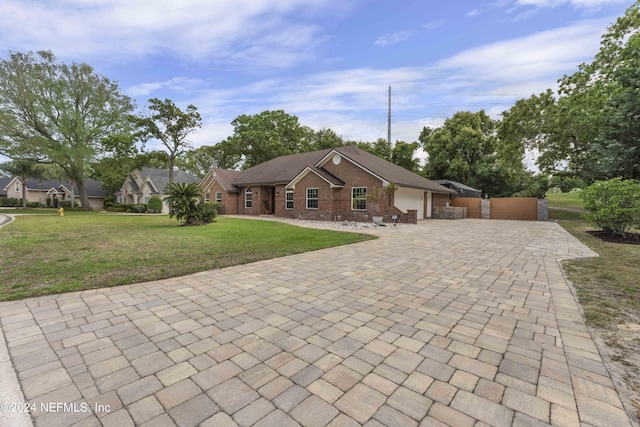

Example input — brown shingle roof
[227,146,455,194]
[209,168,242,192]
[233,149,332,186]
[332,146,456,194]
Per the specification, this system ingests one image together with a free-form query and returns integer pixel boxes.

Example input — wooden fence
[450,198,482,218]
[450,197,540,221]
[490,197,538,220]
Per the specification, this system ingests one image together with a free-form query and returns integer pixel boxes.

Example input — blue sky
[0,0,635,159]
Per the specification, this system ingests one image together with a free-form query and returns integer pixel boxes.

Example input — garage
[394,187,426,219]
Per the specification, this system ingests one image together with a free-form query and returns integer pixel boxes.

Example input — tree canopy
[209,110,345,169]
[0,50,135,209]
[420,110,527,197]
[132,98,202,183]
[499,2,640,182]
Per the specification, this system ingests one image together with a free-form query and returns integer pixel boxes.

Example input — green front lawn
[0,213,375,300]
[551,210,640,328]
[546,192,584,210]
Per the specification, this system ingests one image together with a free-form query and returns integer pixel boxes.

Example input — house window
[215,192,222,203]
[204,193,210,202]
[352,187,367,210]
[15,182,19,193]
[245,187,253,208]
[285,189,293,210]
[306,188,318,209]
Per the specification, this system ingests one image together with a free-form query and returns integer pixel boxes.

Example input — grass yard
[553,210,640,327]
[545,191,584,210]
[0,212,375,300]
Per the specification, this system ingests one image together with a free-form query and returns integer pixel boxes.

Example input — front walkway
[0,219,634,426]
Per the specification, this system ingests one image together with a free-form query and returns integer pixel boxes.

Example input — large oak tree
[0,51,135,209]
[132,98,202,183]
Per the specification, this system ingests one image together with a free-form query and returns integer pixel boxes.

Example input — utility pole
[387,85,391,145]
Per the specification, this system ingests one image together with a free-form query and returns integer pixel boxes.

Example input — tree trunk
[76,180,92,210]
[168,158,175,184]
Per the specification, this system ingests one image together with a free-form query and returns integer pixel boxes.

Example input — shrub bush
[26,202,42,208]
[132,204,148,213]
[547,187,562,194]
[147,197,163,212]
[103,196,115,208]
[582,178,640,237]
[0,197,20,207]
[570,187,583,193]
[549,174,586,193]
[200,202,221,223]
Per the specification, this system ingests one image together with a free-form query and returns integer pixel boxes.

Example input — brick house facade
[201,146,456,223]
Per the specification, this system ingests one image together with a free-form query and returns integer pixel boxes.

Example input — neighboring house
[0,177,10,201]
[0,177,107,209]
[435,179,482,198]
[119,167,200,213]
[201,146,456,223]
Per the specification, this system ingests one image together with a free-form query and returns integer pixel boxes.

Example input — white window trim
[285,189,293,210]
[245,187,253,208]
[215,192,222,203]
[352,187,367,211]
[306,188,318,210]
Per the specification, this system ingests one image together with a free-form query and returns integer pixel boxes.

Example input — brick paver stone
[290,395,339,427]
[0,220,634,427]
[335,383,386,424]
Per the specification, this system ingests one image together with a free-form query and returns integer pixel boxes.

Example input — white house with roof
[0,177,107,209]
[118,167,201,213]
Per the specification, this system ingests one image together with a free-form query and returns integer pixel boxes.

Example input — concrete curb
[0,214,14,229]
[0,324,33,427]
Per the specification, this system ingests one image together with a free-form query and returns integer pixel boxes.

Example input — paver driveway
[0,219,634,427]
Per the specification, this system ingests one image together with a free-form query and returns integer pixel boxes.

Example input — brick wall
[288,173,335,220]
[322,158,388,221]
[206,182,239,214]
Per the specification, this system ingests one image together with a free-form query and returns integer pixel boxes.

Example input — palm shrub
[582,177,640,237]
[163,182,205,225]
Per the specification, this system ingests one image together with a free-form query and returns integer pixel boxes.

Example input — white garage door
[394,188,425,219]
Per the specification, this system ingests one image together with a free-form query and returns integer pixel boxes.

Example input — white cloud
[516,0,630,8]
[182,17,612,148]
[374,30,417,47]
[466,8,482,17]
[0,0,343,67]
[133,12,615,153]
[422,20,446,30]
[433,19,607,89]
[127,77,203,97]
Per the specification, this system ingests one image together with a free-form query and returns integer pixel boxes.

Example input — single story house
[118,167,200,213]
[434,179,482,198]
[1,177,107,209]
[201,146,456,223]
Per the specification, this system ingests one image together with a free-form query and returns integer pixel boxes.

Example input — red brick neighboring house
[200,146,456,223]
